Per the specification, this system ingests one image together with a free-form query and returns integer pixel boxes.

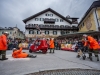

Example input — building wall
[97,8,100,19]
[25,11,75,38]
[0,28,25,39]
[25,29,61,38]
[97,7,100,27]
[26,11,71,26]
[79,9,97,32]
[0,30,13,38]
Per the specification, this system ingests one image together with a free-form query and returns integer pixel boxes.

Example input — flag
[35,24,42,33]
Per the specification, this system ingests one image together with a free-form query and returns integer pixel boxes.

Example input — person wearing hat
[83,34,100,61]
[12,47,37,58]
[0,32,9,60]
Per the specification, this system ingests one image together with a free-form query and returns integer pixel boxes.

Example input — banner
[19,43,29,49]
[61,44,72,49]
[61,44,76,51]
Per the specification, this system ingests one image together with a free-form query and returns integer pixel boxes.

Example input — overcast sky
[0,0,96,32]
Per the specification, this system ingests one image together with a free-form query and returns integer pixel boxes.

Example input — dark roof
[23,8,72,24]
[67,17,79,19]
[78,1,100,27]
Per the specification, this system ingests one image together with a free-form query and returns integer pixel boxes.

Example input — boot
[89,56,92,61]
[49,49,51,53]
[95,55,99,61]
[97,57,99,61]
[28,55,37,58]
[31,55,37,58]
[89,53,92,61]
[0,54,8,60]
[77,55,80,58]
[53,50,54,53]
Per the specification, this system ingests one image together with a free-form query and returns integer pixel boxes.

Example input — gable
[23,8,72,24]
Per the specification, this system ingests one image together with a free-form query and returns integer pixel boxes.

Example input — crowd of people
[0,32,100,61]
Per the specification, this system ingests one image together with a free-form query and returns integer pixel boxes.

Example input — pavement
[0,50,100,75]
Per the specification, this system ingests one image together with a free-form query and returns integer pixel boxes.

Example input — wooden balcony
[44,18,55,23]
[25,24,79,30]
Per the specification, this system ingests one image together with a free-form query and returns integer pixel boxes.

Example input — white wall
[25,11,75,38]
[25,29,61,35]
[26,11,71,26]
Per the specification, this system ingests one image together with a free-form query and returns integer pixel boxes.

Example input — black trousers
[50,48,54,53]
[89,49,99,57]
[0,50,6,59]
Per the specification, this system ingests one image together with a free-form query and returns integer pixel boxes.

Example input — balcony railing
[44,18,55,23]
[25,24,78,30]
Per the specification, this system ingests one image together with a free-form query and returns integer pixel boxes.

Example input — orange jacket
[0,34,7,50]
[85,36,100,50]
[49,39,54,48]
[12,48,28,58]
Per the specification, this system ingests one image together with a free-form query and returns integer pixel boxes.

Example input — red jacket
[84,36,100,50]
[50,39,55,48]
[12,48,28,58]
[0,34,7,50]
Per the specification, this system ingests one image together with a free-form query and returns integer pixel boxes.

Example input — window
[32,31,34,34]
[60,19,63,22]
[61,30,66,35]
[50,14,53,17]
[29,30,34,34]
[48,14,49,16]
[41,18,44,21]
[45,31,49,34]
[45,14,47,16]
[37,31,40,34]
[40,18,42,21]
[35,18,38,21]
[53,31,57,35]
[2,31,4,34]
[55,18,59,22]
[10,32,12,34]
[45,14,53,17]
[83,23,84,27]
[29,30,31,34]
[66,31,69,34]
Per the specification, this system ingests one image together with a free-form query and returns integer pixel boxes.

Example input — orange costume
[50,39,54,49]
[0,34,7,50]
[84,36,99,50]
[12,48,28,58]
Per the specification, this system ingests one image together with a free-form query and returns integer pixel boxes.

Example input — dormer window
[45,14,53,17]
[35,18,38,21]
[60,19,63,22]
[45,14,47,16]
[55,18,59,22]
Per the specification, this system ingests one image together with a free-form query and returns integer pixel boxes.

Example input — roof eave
[22,8,72,24]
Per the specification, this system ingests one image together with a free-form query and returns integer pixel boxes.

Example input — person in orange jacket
[0,32,9,60]
[83,34,99,61]
[12,47,37,58]
[49,38,55,53]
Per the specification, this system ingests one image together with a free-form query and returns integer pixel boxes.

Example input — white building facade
[23,8,78,40]
[0,27,25,40]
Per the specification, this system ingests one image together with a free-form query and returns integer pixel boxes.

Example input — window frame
[45,30,49,34]
[53,31,57,35]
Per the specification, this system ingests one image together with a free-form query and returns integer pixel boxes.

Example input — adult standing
[49,38,55,53]
[0,32,9,60]
[83,34,99,61]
